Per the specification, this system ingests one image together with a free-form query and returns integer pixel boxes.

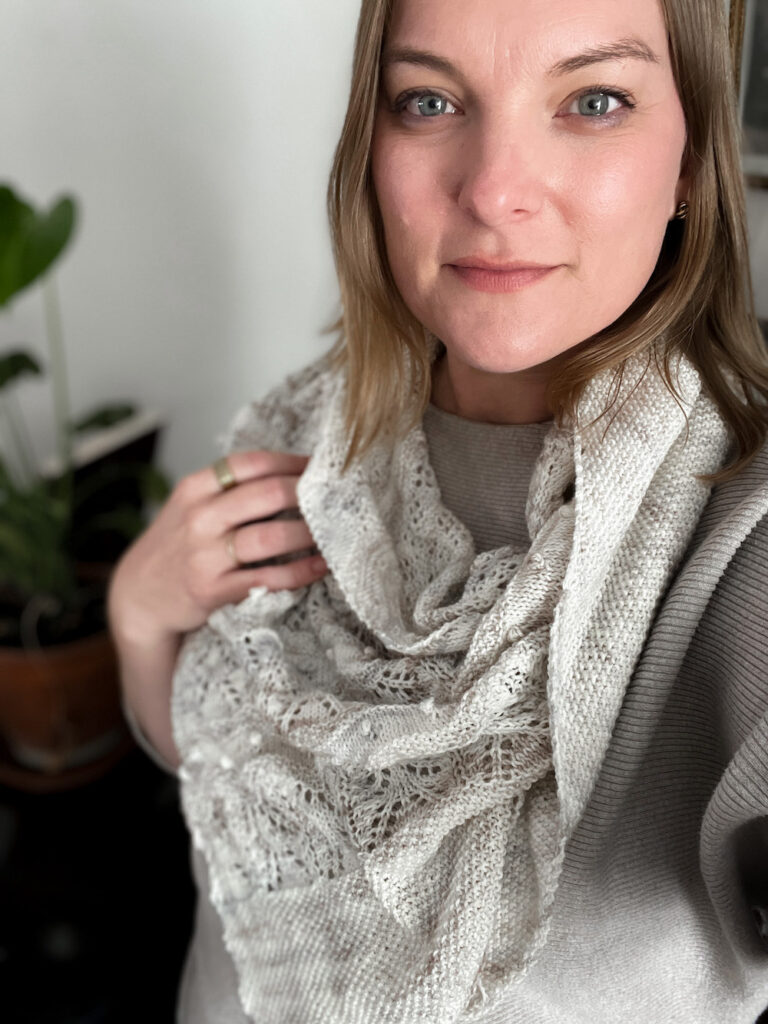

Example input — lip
[447,261,560,294]
[450,256,557,271]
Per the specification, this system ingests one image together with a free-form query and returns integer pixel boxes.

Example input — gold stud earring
[674,200,689,221]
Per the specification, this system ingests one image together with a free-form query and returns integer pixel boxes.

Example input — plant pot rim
[0,627,114,663]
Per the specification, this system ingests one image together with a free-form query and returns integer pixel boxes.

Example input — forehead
[385,0,671,73]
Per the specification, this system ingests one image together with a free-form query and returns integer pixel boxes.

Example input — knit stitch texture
[171,340,731,1023]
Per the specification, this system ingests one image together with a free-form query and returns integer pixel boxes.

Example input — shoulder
[216,349,340,457]
[698,434,768,523]
[687,434,768,597]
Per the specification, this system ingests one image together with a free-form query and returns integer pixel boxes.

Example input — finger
[212,554,329,602]
[225,518,317,567]
[182,450,311,503]
[196,475,304,535]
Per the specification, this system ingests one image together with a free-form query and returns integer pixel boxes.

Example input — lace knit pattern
[171,341,731,1024]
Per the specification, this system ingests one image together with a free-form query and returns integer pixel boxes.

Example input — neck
[430,350,556,425]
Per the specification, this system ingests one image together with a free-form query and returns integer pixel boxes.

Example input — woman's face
[371,0,688,380]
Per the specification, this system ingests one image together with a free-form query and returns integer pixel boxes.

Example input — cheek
[371,131,443,260]
[569,133,682,271]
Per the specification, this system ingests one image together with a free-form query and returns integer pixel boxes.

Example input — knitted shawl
[171,341,731,1024]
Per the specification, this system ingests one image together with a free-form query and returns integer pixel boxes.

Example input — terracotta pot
[0,628,128,775]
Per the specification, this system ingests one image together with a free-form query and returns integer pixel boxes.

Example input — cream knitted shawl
[171,340,731,1024]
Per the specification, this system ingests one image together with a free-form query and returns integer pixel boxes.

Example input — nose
[455,116,546,227]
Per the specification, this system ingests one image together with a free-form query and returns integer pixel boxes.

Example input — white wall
[1,0,767,487]
[0,0,358,483]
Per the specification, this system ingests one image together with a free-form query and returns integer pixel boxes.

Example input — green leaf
[22,196,77,290]
[69,403,137,434]
[0,349,43,391]
[0,451,18,492]
[0,186,32,305]
[0,185,77,306]
[0,482,75,595]
[0,516,74,599]
[0,518,36,558]
[133,462,172,504]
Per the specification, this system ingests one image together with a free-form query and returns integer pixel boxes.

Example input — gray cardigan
[488,435,768,1023]
[124,427,768,1023]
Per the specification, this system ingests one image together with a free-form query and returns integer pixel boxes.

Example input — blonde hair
[325,0,768,482]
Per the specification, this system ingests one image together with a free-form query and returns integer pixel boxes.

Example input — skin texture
[108,450,327,647]
[371,0,689,423]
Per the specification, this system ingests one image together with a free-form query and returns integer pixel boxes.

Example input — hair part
[324,0,768,483]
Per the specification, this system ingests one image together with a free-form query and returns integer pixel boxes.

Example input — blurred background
[0,0,359,484]
[0,3,359,1022]
[0,1,767,1022]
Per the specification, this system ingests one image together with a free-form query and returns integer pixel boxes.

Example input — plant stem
[0,397,27,487]
[42,273,74,526]
[2,390,40,485]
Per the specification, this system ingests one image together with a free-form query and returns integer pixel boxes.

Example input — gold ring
[212,456,237,491]
[224,530,241,568]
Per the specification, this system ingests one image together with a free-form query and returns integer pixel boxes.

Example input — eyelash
[390,84,637,123]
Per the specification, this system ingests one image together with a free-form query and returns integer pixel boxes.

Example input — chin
[432,320,572,375]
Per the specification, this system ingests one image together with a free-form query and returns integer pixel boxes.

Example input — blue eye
[390,84,635,122]
[393,90,458,118]
[569,88,634,118]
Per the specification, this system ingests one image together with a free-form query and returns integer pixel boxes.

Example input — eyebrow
[549,38,660,75]
[380,37,660,79]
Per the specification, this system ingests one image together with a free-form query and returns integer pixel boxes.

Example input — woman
[107,0,768,1021]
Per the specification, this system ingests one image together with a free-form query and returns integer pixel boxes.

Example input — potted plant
[0,183,172,787]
